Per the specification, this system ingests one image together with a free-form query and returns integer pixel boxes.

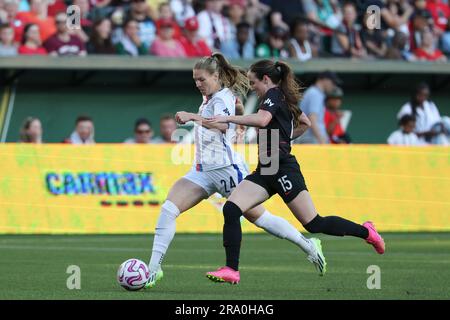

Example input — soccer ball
[117,258,150,291]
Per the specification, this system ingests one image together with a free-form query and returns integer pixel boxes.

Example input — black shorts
[245,158,308,203]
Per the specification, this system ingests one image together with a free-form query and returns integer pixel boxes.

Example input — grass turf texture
[0,233,449,300]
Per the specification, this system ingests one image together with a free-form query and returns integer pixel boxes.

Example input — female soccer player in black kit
[205,60,385,284]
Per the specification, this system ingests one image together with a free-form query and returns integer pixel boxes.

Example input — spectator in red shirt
[324,87,351,144]
[150,18,186,57]
[43,12,86,56]
[3,0,25,44]
[155,2,181,39]
[426,0,450,33]
[18,23,47,55]
[179,16,211,57]
[414,28,447,61]
[16,0,56,42]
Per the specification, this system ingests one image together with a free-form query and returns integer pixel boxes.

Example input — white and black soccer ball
[117,258,150,291]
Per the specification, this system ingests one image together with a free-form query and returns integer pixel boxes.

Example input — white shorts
[183,162,249,198]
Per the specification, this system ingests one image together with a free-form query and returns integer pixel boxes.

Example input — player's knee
[160,200,181,220]
[223,201,243,224]
[303,214,323,234]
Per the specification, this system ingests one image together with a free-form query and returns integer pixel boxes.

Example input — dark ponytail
[250,60,303,127]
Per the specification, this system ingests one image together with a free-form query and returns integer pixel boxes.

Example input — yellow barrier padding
[0,144,448,234]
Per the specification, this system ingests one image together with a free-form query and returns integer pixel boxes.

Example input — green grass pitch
[0,233,449,300]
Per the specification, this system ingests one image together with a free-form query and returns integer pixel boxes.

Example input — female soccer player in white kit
[145,53,326,288]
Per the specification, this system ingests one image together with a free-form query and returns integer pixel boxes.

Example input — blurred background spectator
[197,0,233,51]
[296,71,341,144]
[413,28,447,61]
[115,18,148,55]
[124,118,154,143]
[255,25,289,58]
[0,0,448,61]
[87,17,116,54]
[179,15,211,57]
[331,2,366,58]
[16,0,56,42]
[18,23,47,54]
[0,23,17,56]
[150,17,185,56]
[324,86,352,144]
[19,117,43,143]
[221,21,254,59]
[397,82,448,144]
[387,114,423,145]
[43,12,86,56]
[288,19,317,61]
[152,114,177,143]
[64,115,95,144]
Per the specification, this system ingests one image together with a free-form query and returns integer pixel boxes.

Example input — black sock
[304,215,369,239]
[222,201,243,271]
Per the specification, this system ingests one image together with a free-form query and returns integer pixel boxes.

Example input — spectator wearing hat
[255,26,289,58]
[296,71,342,144]
[156,2,182,39]
[426,0,449,34]
[221,21,254,59]
[150,17,186,57]
[324,87,351,144]
[179,16,211,57]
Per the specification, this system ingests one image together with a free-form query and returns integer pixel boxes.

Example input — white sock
[149,200,180,272]
[254,211,314,255]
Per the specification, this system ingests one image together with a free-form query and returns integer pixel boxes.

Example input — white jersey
[193,87,237,172]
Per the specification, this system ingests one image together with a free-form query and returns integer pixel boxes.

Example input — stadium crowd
[0,0,449,61]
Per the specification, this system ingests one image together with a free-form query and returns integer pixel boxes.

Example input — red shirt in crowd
[414,48,445,61]
[44,34,86,56]
[324,109,344,143]
[16,12,56,42]
[426,0,450,32]
[179,36,211,57]
[18,45,47,55]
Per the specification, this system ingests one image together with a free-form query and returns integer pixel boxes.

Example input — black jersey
[257,87,301,167]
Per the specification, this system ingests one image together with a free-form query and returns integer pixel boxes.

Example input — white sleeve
[387,131,401,145]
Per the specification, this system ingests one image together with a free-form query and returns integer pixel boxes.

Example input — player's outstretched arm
[208,110,272,128]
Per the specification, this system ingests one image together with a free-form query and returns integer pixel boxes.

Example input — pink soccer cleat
[363,221,385,254]
[206,266,240,284]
